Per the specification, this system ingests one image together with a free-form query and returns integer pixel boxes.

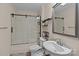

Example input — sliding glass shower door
[11,15,40,45]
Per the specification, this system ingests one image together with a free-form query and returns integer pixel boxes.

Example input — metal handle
[11,27,13,33]
[63,26,64,32]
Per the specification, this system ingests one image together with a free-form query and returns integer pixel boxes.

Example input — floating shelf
[55,17,64,19]
[42,18,52,23]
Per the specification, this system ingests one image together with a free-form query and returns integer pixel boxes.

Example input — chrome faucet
[55,38,64,46]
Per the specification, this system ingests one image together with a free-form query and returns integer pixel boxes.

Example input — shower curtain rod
[11,13,39,17]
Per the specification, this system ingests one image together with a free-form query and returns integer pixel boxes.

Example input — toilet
[29,37,46,56]
[30,45,43,56]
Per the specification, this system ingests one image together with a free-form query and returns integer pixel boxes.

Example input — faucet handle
[55,38,61,42]
[55,38,64,46]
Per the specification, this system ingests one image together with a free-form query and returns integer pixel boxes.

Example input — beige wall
[41,3,53,21]
[0,4,15,55]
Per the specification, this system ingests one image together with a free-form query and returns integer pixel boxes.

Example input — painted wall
[41,3,53,21]
[0,3,15,55]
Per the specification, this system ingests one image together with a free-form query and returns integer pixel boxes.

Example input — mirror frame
[52,3,78,37]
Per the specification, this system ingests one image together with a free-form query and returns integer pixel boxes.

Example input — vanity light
[36,16,40,19]
[60,3,66,6]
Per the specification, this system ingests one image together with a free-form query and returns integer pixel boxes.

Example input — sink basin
[43,41,72,55]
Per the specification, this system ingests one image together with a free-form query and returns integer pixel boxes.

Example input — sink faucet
[55,38,64,46]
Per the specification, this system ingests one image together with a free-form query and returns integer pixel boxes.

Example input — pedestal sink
[43,41,72,56]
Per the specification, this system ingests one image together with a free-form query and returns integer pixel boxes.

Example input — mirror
[53,3,77,37]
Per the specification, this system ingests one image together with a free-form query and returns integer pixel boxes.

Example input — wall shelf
[42,18,52,23]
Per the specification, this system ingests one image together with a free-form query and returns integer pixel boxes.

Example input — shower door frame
[11,13,41,45]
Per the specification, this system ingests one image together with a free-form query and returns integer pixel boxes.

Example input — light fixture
[60,3,66,6]
[36,16,40,19]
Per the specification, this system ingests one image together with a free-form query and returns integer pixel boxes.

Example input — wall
[41,3,53,21]
[11,10,39,54]
[0,3,15,55]
[41,3,53,36]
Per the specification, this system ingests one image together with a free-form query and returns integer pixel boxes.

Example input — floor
[10,52,31,56]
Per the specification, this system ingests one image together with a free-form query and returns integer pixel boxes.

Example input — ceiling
[12,3,48,13]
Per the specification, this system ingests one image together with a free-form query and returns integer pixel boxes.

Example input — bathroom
[1,3,79,56]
